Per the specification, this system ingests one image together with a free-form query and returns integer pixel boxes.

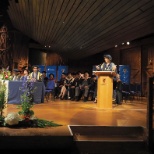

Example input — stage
[0,98,152,153]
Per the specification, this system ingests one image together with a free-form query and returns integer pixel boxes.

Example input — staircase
[68,125,152,154]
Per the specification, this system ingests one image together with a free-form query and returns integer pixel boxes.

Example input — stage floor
[2,97,149,135]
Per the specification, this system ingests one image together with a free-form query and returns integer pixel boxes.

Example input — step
[68,125,150,154]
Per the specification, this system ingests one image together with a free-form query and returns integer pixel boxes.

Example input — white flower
[30,115,37,120]
[4,112,20,125]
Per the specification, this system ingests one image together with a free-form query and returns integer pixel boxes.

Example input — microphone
[96,64,102,70]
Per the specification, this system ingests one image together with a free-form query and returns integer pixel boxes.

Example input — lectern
[93,71,116,109]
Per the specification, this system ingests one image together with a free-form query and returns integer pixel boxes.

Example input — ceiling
[2,0,154,59]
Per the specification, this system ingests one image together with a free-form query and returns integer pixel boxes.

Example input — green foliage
[18,93,34,117]
[18,80,35,118]
[0,81,7,116]
[0,115,4,126]
[36,119,62,128]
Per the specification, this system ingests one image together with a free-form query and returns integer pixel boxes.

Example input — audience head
[61,73,66,78]
[13,69,21,75]
[23,69,29,75]
[32,65,39,72]
[42,71,47,77]
[49,73,54,79]
[84,71,90,78]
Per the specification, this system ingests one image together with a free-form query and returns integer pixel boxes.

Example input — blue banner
[37,65,45,73]
[119,65,130,84]
[57,66,68,81]
[46,65,57,79]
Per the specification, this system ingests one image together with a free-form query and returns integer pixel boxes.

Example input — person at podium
[95,54,117,104]
[95,54,117,73]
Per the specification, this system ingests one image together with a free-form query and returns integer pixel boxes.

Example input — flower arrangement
[0,79,62,128]
[4,112,20,125]
[0,66,12,80]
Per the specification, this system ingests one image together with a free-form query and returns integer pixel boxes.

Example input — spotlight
[115,45,118,47]
[122,43,124,45]
[127,42,130,45]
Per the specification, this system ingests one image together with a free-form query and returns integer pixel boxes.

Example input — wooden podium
[93,71,116,109]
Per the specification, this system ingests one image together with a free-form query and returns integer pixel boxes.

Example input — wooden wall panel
[12,31,29,71]
[121,47,141,83]
[142,45,154,96]
[46,52,68,66]
[28,49,46,67]
[0,25,13,69]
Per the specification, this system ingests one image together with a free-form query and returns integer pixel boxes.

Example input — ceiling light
[122,43,124,45]
[127,42,130,45]
[115,45,118,47]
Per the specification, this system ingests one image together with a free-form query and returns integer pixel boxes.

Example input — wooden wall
[29,49,46,67]
[0,29,29,71]
[120,47,141,84]
[46,52,68,66]
[12,31,29,71]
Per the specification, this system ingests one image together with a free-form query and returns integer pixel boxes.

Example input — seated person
[64,72,75,99]
[89,74,97,102]
[45,73,55,100]
[42,71,48,87]
[12,69,21,81]
[46,73,55,90]
[69,72,77,101]
[54,73,66,98]
[115,74,122,105]
[29,65,42,82]
[74,71,84,101]
[80,71,91,102]
[20,69,30,81]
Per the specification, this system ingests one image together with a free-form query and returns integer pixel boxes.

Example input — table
[6,81,45,104]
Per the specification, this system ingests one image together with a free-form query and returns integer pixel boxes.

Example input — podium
[93,71,116,109]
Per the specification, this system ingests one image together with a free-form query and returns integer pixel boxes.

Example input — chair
[88,89,95,101]
[122,83,134,103]
[129,83,137,100]
[45,80,55,101]
[135,83,142,100]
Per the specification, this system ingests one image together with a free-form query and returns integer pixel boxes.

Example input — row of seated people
[44,70,141,104]
[44,71,97,102]
[0,65,43,82]
[45,71,129,104]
